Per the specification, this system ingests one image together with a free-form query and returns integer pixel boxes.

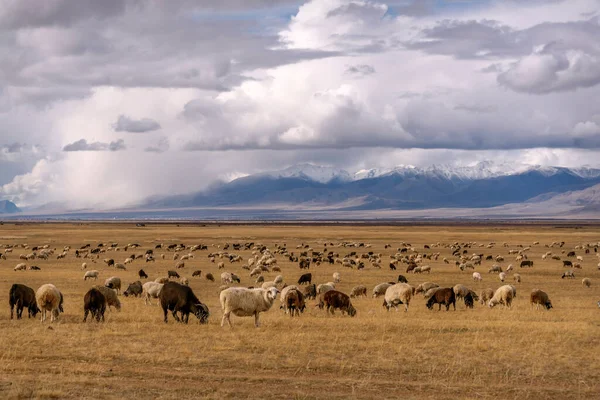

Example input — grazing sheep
[175,261,185,269]
[350,285,367,298]
[83,288,106,322]
[530,289,552,310]
[383,283,414,312]
[220,287,280,327]
[93,286,121,311]
[488,285,514,308]
[479,288,494,305]
[192,270,202,277]
[168,270,180,279]
[506,264,514,272]
[14,263,26,271]
[332,272,341,283]
[83,270,100,281]
[582,278,592,288]
[142,282,164,305]
[283,289,305,317]
[415,282,439,296]
[104,276,122,295]
[472,272,482,281]
[464,292,476,309]
[453,284,472,301]
[218,262,225,269]
[35,284,63,323]
[81,262,88,270]
[372,282,393,298]
[499,272,507,282]
[513,273,521,283]
[115,263,127,270]
[221,272,240,285]
[397,275,408,283]
[205,273,215,282]
[160,282,209,324]
[320,290,356,317]
[123,281,143,297]
[138,269,148,279]
[155,277,169,284]
[297,273,312,285]
[9,284,38,320]
[488,264,502,274]
[317,283,336,295]
[303,284,317,300]
[426,288,456,311]
[423,287,442,299]
[562,270,575,279]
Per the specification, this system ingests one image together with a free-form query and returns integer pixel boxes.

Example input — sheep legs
[254,312,261,327]
[221,312,232,327]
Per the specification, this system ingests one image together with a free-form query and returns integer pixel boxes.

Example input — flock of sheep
[4,237,600,327]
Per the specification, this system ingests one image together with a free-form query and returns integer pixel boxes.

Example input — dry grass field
[1,222,599,399]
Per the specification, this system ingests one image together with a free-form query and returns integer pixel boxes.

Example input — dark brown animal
[520,260,534,268]
[426,287,456,311]
[321,290,356,317]
[284,289,306,317]
[123,281,143,297]
[168,270,180,279]
[563,260,573,267]
[299,258,310,269]
[397,275,408,283]
[389,263,397,270]
[159,282,209,324]
[9,283,38,320]
[205,273,215,282]
[464,292,475,309]
[138,269,148,279]
[192,270,202,277]
[303,283,317,300]
[406,262,418,273]
[83,288,106,322]
[297,273,312,285]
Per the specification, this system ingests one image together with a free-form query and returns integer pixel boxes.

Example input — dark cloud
[345,64,376,76]
[113,115,161,133]
[63,139,126,152]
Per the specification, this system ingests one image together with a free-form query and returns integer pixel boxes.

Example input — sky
[1,0,600,209]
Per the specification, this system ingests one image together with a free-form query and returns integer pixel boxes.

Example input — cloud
[344,64,376,76]
[144,137,170,153]
[113,115,161,133]
[63,139,126,152]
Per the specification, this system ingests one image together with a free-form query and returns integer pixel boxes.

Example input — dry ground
[0,222,599,399]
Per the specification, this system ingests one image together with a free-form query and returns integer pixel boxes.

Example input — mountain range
[145,162,600,213]
[0,200,20,214]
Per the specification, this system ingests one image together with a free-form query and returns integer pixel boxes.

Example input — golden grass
[0,222,599,399]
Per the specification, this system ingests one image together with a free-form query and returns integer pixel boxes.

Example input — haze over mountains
[142,162,600,215]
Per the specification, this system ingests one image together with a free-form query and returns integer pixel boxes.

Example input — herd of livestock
[4,237,600,327]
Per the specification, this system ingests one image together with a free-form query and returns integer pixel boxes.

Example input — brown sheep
[530,289,553,310]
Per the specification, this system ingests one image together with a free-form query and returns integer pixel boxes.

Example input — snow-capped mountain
[260,163,353,184]
[144,161,600,212]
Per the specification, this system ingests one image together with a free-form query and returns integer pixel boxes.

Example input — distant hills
[145,162,600,212]
[0,200,20,214]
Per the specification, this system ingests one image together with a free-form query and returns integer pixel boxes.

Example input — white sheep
[35,284,63,323]
[84,270,100,281]
[280,285,300,313]
[499,272,507,282]
[333,272,341,283]
[506,264,514,272]
[453,284,471,301]
[81,262,88,270]
[14,263,26,271]
[415,282,439,296]
[488,285,514,308]
[93,286,121,311]
[221,272,240,285]
[582,278,592,288]
[104,276,122,295]
[317,283,336,294]
[372,282,393,298]
[472,272,482,281]
[513,273,521,283]
[142,282,164,305]
[383,283,414,312]
[220,287,279,327]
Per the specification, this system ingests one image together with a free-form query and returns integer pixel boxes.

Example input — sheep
[81,262,88,270]
[93,286,121,311]
[205,273,215,282]
[115,263,127,270]
[332,272,341,283]
[282,288,305,317]
[479,288,494,305]
[104,276,122,295]
[488,264,502,273]
[416,265,431,273]
[221,272,240,285]
[218,262,225,269]
[180,277,189,286]
[562,270,575,279]
[423,287,442,299]
[426,288,456,311]
[415,282,439,296]
[83,288,106,322]
[488,285,514,308]
[220,286,279,327]
[84,270,100,281]
[155,277,169,284]
[350,285,367,298]
[530,289,553,310]
[142,282,164,305]
[472,272,482,281]
[453,284,474,302]
[280,285,303,315]
[499,272,507,282]
[372,282,393,298]
[513,273,521,283]
[175,261,185,269]
[14,263,26,271]
[506,264,514,273]
[320,290,356,317]
[582,278,592,288]
[124,257,134,265]
[317,283,336,294]
[35,284,64,323]
[383,283,414,312]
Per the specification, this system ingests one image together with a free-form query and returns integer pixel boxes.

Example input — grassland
[0,222,599,399]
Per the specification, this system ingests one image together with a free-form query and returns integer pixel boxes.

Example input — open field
[1,222,599,399]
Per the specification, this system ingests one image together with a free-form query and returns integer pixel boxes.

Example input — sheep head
[193,303,210,324]
[266,287,279,301]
